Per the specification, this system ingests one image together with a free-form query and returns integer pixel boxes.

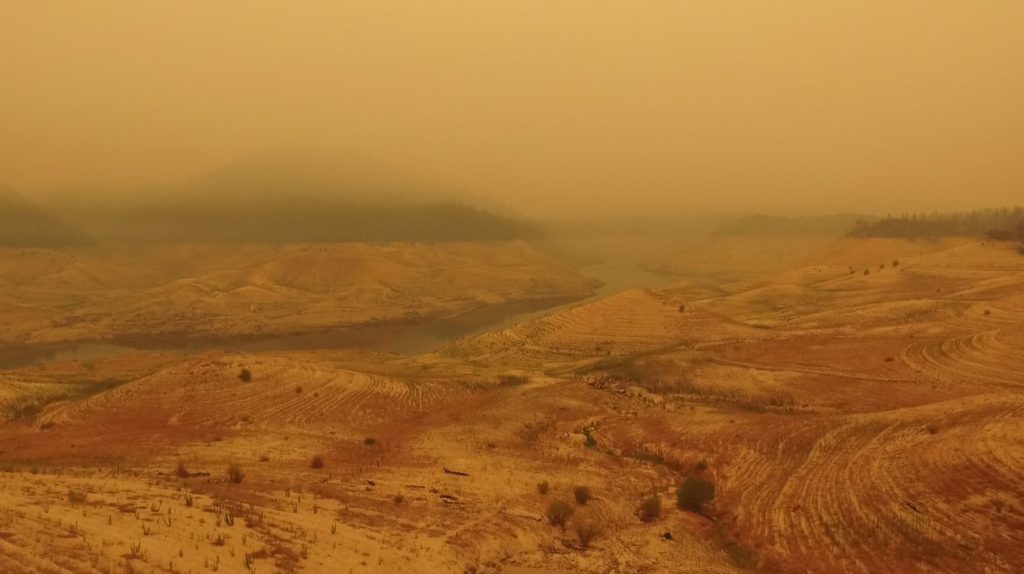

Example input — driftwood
[443,467,470,477]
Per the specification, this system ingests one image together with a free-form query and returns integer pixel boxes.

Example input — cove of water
[0,259,673,369]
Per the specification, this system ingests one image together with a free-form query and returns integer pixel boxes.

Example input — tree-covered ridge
[849,207,1024,241]
[105,199,540,244]
[0,184,89,247]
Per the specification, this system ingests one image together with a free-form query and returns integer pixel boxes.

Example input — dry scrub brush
[546,499,575,528]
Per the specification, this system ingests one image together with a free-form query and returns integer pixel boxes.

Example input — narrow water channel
[0,259,674,368]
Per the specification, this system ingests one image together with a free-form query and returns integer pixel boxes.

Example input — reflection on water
[0,260,673,369]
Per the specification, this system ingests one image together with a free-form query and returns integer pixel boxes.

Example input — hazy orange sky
[1,1,1022,216]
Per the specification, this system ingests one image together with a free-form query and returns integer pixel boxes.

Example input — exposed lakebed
[0,260,673,369]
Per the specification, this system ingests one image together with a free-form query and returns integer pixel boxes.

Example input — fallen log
[443,467,470,477]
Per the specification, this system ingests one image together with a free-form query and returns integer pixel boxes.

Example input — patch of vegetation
[629,448,665,465]
[67,488,88,505]
[573,514,605,549]
[582,427,598,448]
[310,455,324,469]
[638,495,662,523]
[537,480,549,495]
[546,499,575,528]
[725,542,760,569]
[677,476,715,513]
[4,377,131,421]
[849,207,1024,239]
[393,494,404,505]
[363,437,377,446]
[573,486,593,505]
[227,463,245,484]
[175,460,190,478]
[238,368,252,382]
[498,374,528,386]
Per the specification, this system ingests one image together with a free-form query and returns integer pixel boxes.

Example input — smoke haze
[2,1,1022,216]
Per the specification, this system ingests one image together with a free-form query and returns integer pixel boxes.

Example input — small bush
[676,476,715,512]
[638,495,661,523]
[39,421,56,431]
[582,428,597,448]
[238,368,251,382]
[926,423,940,435]
[295,385,303,394]
[498,374,528,386]
[363,437,377,446]
[695,459,709,472]
[726,542,759,568]
[546,499,575,528]
[574,515,604,548]
[573,486,592,505]
[310,455,324,469]
[537,481,549,495]
[175,460,190,478]
[258,454,270,463]
[67,489,88,505]
[393,494,404,505]
[227,463,245,484]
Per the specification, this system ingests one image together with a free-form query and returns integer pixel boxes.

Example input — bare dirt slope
[0,241,597,345]
[1,237,1023,573]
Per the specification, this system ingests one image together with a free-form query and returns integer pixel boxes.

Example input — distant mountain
[712,214,869,238]
[0,184,89,247]
[175,149,454,204]
[39,150,539,244]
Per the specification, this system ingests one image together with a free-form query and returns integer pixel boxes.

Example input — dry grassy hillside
[0,241,597,346]
[0,237,1022,573]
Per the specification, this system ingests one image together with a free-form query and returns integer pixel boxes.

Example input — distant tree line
[849,207,1024,241]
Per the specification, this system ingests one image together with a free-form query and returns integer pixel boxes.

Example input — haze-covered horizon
[3,1,1023,217]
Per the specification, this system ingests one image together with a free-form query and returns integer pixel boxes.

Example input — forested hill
[38,151,540,244]
[712,214,866,237]
[849,208,1024,241]
[0,184,89,247]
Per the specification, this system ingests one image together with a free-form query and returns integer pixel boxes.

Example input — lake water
[0,259,673,369]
